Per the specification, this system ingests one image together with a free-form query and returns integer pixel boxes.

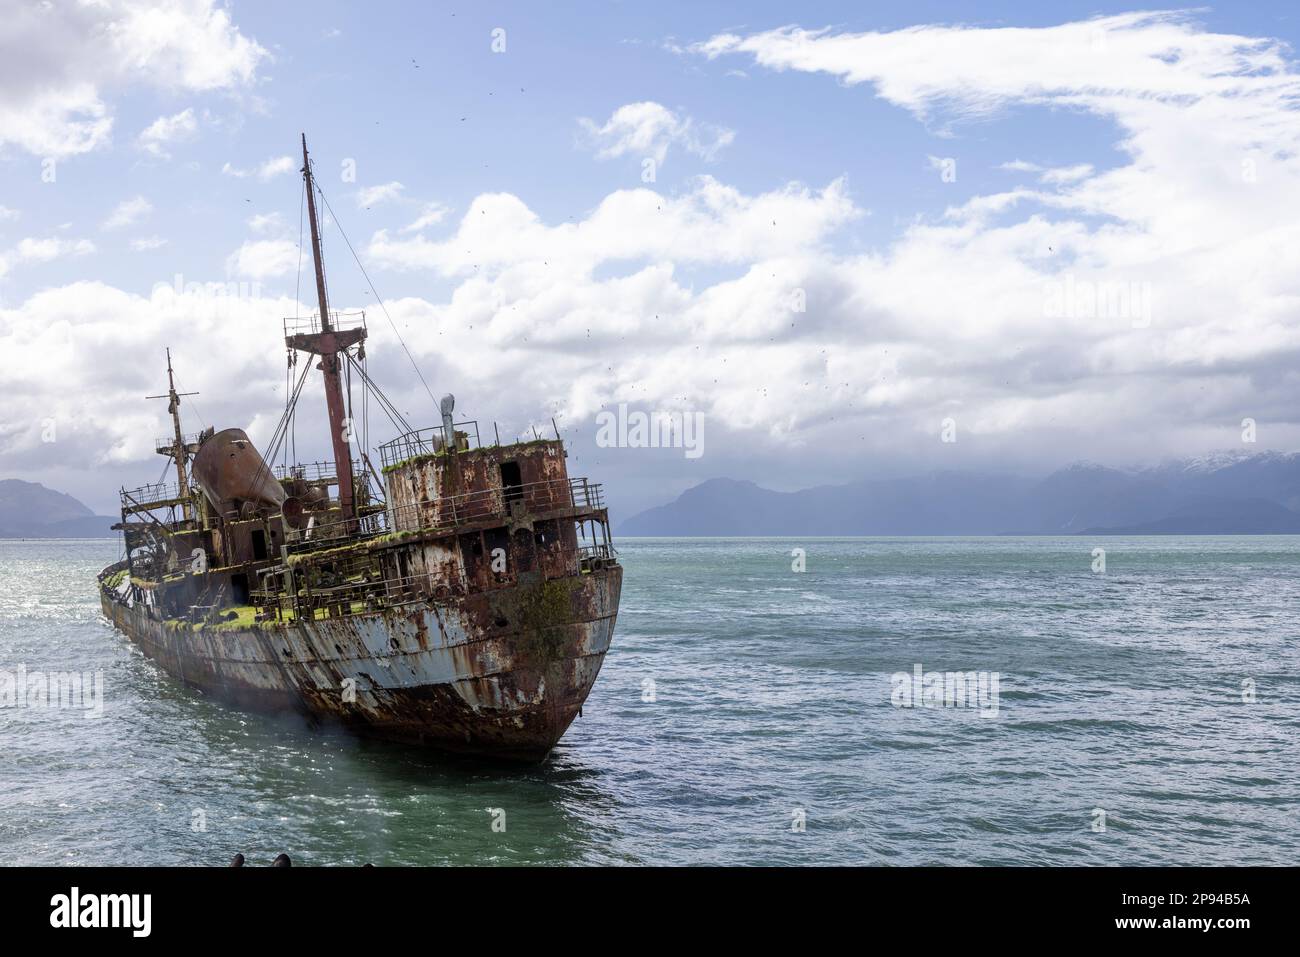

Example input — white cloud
[222,155,295,180]
[225,239,299,279]
[356,182,405,208]
[998,160,1095,184]
[367,176,856,276]
[0,281,301,481]
[0,206,18,222]
[137,107,197,157]
[926,155,955,174]
[1039,163,1094,185]
[246,212,285,234]
[693,13,1298,117]
[670,11,1300,462]
[401,203,449,233]
[0,0,266,158]
[102,196,153,230]
[15,237,96,263]
[129,236,168,251]
[578,102,735,164]
[258,156,296,179]
[0,236,96,277]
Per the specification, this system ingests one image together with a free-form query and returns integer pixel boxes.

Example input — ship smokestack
[191,428,286,518]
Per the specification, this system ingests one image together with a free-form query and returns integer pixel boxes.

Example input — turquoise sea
[1,536,1296,865]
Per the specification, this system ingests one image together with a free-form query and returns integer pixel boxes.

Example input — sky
[2,1,1300,520]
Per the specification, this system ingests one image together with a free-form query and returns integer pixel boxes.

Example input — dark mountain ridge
[0,479,116,538]
[618,452,1300,536]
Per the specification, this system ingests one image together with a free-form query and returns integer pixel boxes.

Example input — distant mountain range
[0,479,116,538]
[10,450,1300,539]
[617,451,1300,536]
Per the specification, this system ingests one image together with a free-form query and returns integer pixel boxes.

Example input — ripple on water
[1,536,1297,865]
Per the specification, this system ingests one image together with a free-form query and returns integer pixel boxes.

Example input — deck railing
[272,461,368,485]
[252,570,439,622]
[120,481,184,510]
[282,310,367,338]
[578,543,616,570]
[377,422,483,469]
[284,476,604,558]
[154,432,203,453]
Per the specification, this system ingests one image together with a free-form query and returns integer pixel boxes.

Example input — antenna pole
[148,347,197,522]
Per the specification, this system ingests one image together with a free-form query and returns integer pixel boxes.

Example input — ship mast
[287,134,366,530]
[147,347,196,521]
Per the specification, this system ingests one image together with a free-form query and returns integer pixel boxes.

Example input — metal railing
[578,543,616,570]
[120,481,183,508]
[154,432,202,453]
[285,476,604,559]
[282,310,367,338]
[252,568,461,621]
[378,421,483,469]
[273,461,350,483]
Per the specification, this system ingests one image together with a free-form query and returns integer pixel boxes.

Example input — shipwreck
[98,136,622,761]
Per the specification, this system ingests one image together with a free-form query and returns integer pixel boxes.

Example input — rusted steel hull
[99,564,622,762]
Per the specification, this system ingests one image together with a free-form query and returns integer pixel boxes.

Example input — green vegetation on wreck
[381,449,451,475]
[160,601,372,632]
[512,577,575,663]
[211,605,261,630]
[366,529,418,546]
[163,606,284,632]
[284,529,416,567]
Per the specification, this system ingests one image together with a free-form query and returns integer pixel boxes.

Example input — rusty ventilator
[98,137,621,761]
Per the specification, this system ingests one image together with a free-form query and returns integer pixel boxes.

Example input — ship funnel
[192,428,286,518]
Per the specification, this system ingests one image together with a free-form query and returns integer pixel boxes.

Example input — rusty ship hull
[100,560,621,761]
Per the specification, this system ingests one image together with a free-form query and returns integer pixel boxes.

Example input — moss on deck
[159,601,371,632]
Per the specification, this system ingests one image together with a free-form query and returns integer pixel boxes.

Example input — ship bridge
[252,421,615,624]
